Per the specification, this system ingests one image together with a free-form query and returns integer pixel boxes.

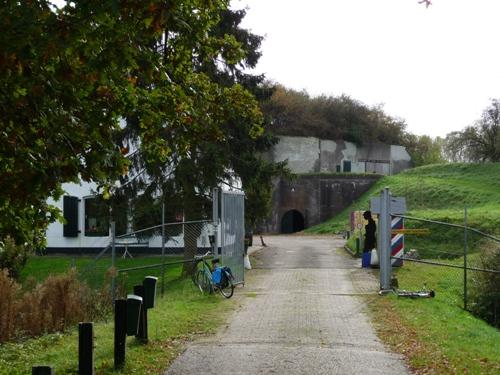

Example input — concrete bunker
[281,209,305,234]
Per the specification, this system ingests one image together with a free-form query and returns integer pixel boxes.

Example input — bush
[469,247,500,328]
[0,269,20,342]
[0,269,113,343]
[0,236,31,279]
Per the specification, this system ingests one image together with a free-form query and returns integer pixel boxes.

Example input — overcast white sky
[232,0,500,138]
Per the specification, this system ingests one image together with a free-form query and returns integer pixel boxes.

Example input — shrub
[0,269,20,342]
[469,247,500,328]
[0,236,31,279]
[0,269,114,343]
[19,270,90,335]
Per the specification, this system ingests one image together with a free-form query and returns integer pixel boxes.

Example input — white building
[45,181,213,254]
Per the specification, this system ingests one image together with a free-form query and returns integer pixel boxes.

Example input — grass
[305,162,500,238]
[0,254,236,373]
[21,254,185,292]
[0,277,233,374]
[370,261,500,374]
[306,163,500,262]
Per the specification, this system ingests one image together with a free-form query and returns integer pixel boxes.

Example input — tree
[106,8,286,276]
[443,99,500,162]
[261,86,408,146]
[0,1,268,250]
[402,134,445,166]
[442,131,472,162]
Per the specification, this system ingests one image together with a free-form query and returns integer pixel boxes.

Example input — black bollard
[133,285,147,342]
[114,299,127,370]
[32,366,54,375]
[79,322,94,375]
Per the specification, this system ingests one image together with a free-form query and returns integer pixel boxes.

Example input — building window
[85,196,110,236]
[343,160,351,172]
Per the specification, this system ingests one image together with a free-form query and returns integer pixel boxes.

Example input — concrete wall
[269,136,320,172]
[265,136,412,175]
[391,145,413,174]
[261,174,381,233]
[260,136,413,233]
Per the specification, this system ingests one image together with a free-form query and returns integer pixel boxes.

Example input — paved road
[165,235,409,375]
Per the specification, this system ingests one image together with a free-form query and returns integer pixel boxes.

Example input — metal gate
[220,190,245,285]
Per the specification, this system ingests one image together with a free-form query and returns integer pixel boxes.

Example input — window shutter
[63,196,79,237]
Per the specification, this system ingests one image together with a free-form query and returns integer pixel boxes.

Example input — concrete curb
[344,245,357,257]
[247,245,264,256]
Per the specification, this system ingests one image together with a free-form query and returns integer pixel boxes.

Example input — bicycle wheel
[195,269,213,294]
[219,273,234,299]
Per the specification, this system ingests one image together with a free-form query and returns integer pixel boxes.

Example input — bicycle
[395,289,435,298]
[192,251,234,298]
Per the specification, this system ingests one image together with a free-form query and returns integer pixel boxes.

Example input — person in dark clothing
[363,210,376,252]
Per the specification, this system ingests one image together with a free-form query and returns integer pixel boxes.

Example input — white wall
[46,181,110,250]
[46,182,214,251]
[270,136,319,173]
[391,145,412,162]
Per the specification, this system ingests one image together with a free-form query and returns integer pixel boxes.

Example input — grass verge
[368,261,500,375]
[307,163,500,371]
[0,277,234,374]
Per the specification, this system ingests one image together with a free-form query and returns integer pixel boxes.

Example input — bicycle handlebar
[193,251,213,260]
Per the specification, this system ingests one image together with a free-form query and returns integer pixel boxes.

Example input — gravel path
[164,235,409,375]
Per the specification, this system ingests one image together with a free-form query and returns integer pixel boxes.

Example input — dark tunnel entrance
[281,210,305,234]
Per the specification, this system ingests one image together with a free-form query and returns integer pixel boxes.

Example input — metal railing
[77,220,213,301]
[390,211,500,327]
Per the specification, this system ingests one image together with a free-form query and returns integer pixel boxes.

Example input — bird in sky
[418,0,432,8]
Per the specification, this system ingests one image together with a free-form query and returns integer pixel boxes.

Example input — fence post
[464,206,468,310]
[161,201,166,297]
[379,187,392,291]
[212,188,219,255]
[78,322,94,375]
[111,221,116,303]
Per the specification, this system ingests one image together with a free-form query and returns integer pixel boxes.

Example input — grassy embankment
[0,255,234,374]
[306,163,500,374]
[308,163,500,237]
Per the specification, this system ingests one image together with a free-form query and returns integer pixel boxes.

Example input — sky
[231,0,500,138]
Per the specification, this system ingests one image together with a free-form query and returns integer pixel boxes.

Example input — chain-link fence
[391,214,500,327]
[77,220,214,299]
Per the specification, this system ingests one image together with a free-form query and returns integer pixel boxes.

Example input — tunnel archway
[281,210,305,234]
